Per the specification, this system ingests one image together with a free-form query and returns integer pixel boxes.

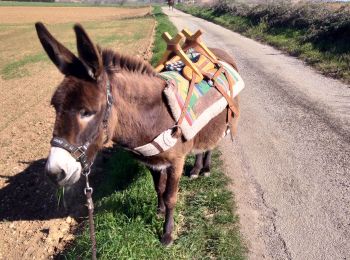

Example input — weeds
[150,6,178,66]
[1,53,47,80]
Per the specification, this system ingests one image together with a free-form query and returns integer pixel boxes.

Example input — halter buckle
[71,146,86,160]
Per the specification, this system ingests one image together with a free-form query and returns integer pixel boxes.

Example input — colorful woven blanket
[161,60,245,140]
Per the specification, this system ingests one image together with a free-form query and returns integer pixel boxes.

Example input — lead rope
[83,168,97,260]
[81,76,113,259]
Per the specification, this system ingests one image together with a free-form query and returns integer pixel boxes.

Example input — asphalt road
[163,8,350,260]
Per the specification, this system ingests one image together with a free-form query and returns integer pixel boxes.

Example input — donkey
[37,22,239,245]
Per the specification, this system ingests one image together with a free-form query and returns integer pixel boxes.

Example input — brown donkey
[37,23,239,245]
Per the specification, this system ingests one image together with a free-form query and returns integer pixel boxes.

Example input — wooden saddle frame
[155,29,239,139]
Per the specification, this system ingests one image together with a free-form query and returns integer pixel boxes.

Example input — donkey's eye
[79,109,95,118]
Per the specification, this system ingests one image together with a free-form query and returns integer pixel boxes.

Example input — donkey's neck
[111,72,174,149]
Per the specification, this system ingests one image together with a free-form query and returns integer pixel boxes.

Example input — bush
[178,1,350,82]
[212,0,350,54]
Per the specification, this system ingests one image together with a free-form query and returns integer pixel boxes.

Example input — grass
[150,6,178,66]
[62,6,246,259]
[1,53,47,79]
[64,149,245,259]
[177,4,350,84]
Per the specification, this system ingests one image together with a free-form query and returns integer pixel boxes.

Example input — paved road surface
[163,8,350,260]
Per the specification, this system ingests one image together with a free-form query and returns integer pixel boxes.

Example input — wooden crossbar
[182,28,218,62]
[155,31,203,80]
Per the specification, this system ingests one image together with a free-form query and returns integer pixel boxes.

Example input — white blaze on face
[78,112,95,129]
[78,117,93,131]
[46,147,82,185]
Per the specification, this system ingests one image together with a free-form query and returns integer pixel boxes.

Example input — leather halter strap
[102,78,113,143]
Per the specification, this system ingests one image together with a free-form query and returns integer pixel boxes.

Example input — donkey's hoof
[157,208,166,218]
[161,233,173,246]
[190,174,199,180]
[189,167,201,178]
[202,171,211,177]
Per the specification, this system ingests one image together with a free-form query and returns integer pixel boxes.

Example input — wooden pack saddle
[155,29,239,139]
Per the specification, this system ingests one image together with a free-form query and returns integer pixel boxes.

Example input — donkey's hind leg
[150,168,167,216]
[202,150,212,177]
[190,153,203,179]
[161,157,185,246]
[190,150,212,178]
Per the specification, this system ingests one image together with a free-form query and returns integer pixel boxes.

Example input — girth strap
[202,63,239,139]
[215,68,239,139]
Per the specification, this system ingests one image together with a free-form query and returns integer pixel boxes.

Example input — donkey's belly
[192,110,228,151]
[132,153,170,169]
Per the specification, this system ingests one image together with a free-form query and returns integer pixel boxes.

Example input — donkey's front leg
[161,157,185,246]
[150,168,167,216]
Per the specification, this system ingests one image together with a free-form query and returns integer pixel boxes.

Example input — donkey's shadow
[0,147,197,222]
[0,159,73,221]
[0,147,125,222]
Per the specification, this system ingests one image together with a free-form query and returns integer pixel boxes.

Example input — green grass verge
[177,4,350,84]
[150,5,178,66]
[62,6,246,259]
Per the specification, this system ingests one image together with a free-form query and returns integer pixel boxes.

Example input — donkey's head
[36,23,111,186]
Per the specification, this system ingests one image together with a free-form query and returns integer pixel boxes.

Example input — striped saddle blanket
[160,60,245,141]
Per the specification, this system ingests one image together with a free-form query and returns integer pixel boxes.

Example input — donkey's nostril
[57,170,67,182]
[46,169,66,184]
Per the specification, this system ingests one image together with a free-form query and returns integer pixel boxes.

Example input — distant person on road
[168,0,175,11]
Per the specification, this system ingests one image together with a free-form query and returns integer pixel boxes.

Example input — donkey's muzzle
[45,147,83,186]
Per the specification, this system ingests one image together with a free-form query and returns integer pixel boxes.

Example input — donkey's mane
[101,48,156,77]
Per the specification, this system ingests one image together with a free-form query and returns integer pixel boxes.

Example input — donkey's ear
[35,22,89,79]
[74,24,103,79]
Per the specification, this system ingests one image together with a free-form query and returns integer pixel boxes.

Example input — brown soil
[0,6,152,24]
[0,8,155,259]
